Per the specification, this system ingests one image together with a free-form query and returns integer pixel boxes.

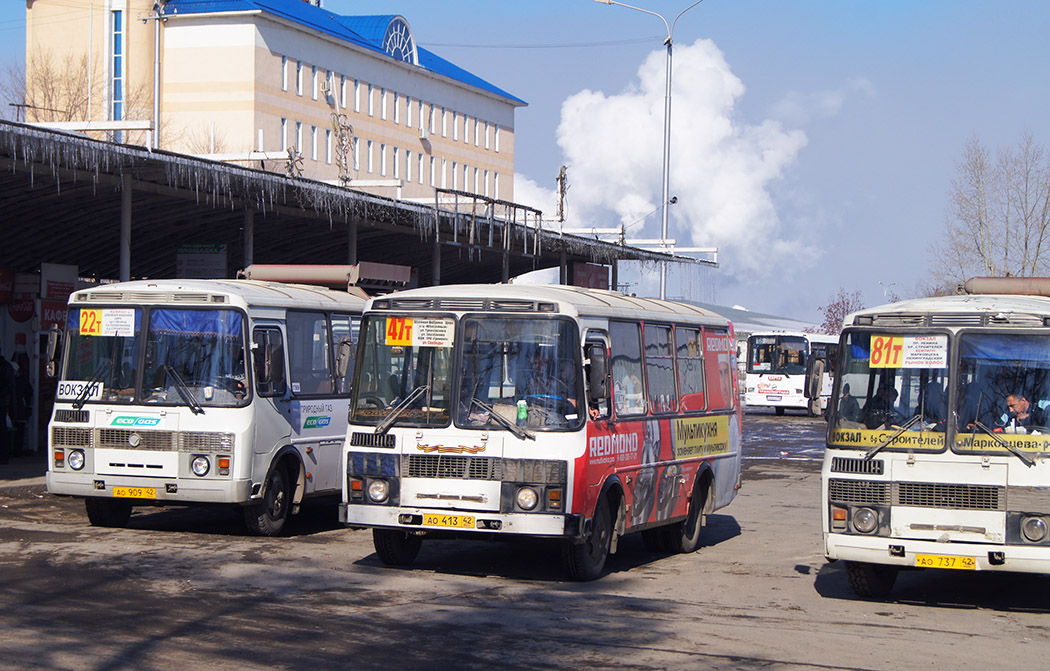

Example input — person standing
[0,350,13,464]
[10,353,32,455]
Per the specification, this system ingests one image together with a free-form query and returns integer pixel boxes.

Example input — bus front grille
[404,454,501,480]
[896,482,1002,511]
[52,427,91,448]
[828,479,890,505]
[178,432,235,452]
[98,429,176,451]
[830,457,884,475]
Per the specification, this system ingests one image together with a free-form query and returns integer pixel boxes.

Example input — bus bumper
[825,532,1050,574]
[340,503,576,538]
[46,470,253,505]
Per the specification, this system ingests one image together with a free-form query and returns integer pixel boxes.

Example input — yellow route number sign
[79,309,104,336]
[386,317,413,346]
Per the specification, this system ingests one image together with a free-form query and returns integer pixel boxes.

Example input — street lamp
[595,0,705,299]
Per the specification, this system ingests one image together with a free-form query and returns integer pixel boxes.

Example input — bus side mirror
[804,357,826,400]
[46,324,61,378]
[335,337,355,379]
[587,344,608,403]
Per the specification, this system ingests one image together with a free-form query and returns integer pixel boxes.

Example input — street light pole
[595,0,704,299]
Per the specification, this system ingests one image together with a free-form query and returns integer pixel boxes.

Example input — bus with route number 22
[46,276,365,536]
[339,284,742,580]
[823,277,1050,597]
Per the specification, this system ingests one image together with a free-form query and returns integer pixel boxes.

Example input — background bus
[823,277,1050,597]
[340,284,742,580]
[744,331,837,416]
[46,278,365,535]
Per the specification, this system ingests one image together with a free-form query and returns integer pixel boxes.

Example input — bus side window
[676,327,705,411]
[610,321,646,417]
[287,311,334,396]
[644,324,677,414]
[330,313,357,395]
[253,327,286,397]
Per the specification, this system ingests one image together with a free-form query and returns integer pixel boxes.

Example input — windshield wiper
[375,384,429,435]
[865,414,923,460]
[72,360,112,410]
[471,397,535,441]
[164,365,205,415]
[972,420,1036,467]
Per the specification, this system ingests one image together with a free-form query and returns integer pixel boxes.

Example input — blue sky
[3,1,1049,322]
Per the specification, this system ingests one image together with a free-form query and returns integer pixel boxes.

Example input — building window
[311,125,317,160]
[463,115,469,144]
[419,154,424,184]
[451,162,458,190]
[326,129,332,164]
[281,118,287,150]
[494,172,500,199]
[394,93,400,124]
[353,137,360,171]
[441,107,447,137]
[380,144,387,177]
[380,88,387,121]
[368,85,374,117]
[111,10,124,127]
[406,96,413,128]
[474,167,479,192]
[312,66,318,100]
[405,150,412,182]
[452,112,458,141]
[281,56,288,92]
[422,101,428,131]
[441,159,447,188]
[484,122,490,149]
[340,75,346,109]
[494,124,500,153]
[325,70,333,99]
[474,119,480,147]
[484,169,489,197]
[354,80,360,113]
[295,121,303,153]
[257,128,264,152]
[393,146,400,179]
[367,140,374,173]
[430,157,436,187]
[296,61,303,96]
[463,164,469,191]
[429,104,435,133]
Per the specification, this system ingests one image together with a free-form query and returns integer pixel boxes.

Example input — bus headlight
[1022,516,1048,543]
[516,486,539,511]
[367,478,390,503]
[191,456,210,477]
[67,449,85,471]
[852,507,878,534]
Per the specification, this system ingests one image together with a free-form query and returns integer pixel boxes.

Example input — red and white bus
[339,284,742,579]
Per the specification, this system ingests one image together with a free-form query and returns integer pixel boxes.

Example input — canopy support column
[120,173,132,282]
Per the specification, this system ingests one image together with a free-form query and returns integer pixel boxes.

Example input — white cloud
[517,38,812,284]
[770,77,875,125]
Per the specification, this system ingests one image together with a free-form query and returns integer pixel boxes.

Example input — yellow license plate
[915,554,976,570]
[112,486,156,500]
[422,513,475,529]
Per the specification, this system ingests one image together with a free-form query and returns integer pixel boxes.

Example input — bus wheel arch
[243,448,300,536]
[562,480,622,581]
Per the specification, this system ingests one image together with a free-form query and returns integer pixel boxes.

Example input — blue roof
[163,0,526,105]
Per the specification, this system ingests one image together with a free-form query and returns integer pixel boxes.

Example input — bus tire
[243,464,290,536]
[807,397,821,417]
[373,528,422,566]
[775,407,785,416]
[563,495,614,581]
[844,561,898,598]
[85,498,132,528]
[665,480,707,554]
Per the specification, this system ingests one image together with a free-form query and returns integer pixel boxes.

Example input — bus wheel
[775,407,785,416]
[563,496,613,581]
[844,561,898,598]
[666,483,707,554]
[85,498,132,528]
[243,465,290,536]
[373,529,422,566]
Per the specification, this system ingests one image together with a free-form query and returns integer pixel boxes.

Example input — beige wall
[26,2,517,201]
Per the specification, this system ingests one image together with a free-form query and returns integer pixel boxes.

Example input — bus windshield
[829,331,949,452]
[954,332,1050,456]
[458,316,582,431]
[62,307,248,407]
[351,315,454,427]
[747,335,807,375]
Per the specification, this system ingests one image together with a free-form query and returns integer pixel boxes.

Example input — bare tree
[930,133,1050,286]
[814,288,865,335]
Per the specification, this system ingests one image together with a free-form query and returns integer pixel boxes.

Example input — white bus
[340,284,742,580]
[46,278,365,535]
[744,331,838,416]
[823,277,1050,597]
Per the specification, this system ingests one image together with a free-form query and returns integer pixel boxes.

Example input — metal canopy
[0,121,699,286]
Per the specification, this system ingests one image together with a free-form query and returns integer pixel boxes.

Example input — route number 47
[870,335,903,368]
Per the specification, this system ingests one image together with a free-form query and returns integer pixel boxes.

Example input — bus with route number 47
[339,284,742,580]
